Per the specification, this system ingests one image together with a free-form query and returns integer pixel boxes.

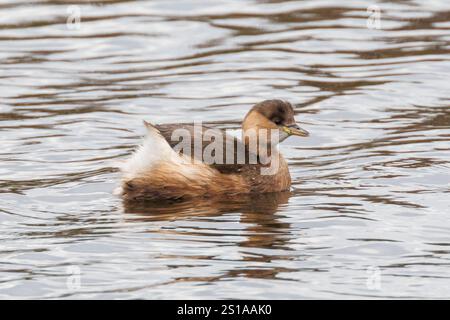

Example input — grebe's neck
[241,110,289,158]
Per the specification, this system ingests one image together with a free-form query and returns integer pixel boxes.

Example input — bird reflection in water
[122,192,297,282]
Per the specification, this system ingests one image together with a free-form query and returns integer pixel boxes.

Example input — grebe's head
[242,99,309,144]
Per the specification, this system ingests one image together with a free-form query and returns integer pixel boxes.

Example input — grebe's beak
[282,124,309,137]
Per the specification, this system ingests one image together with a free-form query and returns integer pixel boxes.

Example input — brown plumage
[120,99,309,201]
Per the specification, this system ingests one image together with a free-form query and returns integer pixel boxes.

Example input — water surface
[1,0,450,299]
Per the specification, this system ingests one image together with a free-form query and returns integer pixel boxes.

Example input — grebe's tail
[119,120,225,201]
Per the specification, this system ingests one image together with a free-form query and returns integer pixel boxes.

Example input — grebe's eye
[273,118,282,125]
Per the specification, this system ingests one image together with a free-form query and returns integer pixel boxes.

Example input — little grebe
[120,99,309,201]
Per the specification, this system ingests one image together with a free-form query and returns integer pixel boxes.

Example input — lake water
[0,0,449,299]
